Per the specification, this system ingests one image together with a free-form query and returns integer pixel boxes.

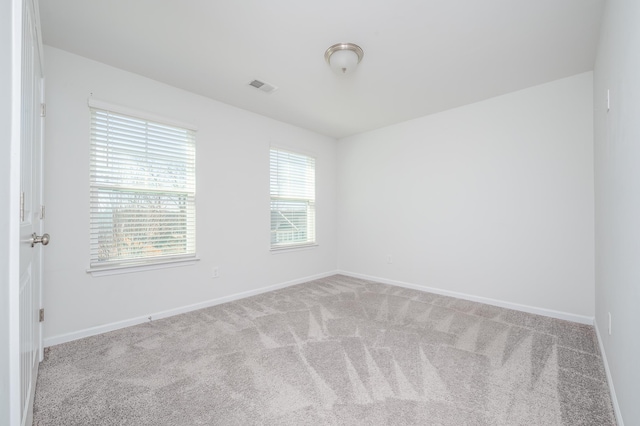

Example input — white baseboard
[594,319,624,426]
[45,269,619,421]
[46,269,596,347]
[337,270,595,325]
[44,270,338,347]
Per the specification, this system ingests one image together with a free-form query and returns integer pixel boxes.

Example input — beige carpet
[33,275,616,425]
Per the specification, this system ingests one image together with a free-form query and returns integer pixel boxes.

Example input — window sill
[270,244,318,254]
[87,257,200,277]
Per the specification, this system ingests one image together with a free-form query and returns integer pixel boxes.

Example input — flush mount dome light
[324,43,364,75]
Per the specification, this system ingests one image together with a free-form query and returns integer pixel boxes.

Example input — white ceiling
[39,0,604,139]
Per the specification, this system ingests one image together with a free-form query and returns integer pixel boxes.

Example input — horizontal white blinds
[90,107,196,268]
[270,148,316,249]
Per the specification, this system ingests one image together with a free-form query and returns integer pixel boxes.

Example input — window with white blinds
[89,104,196,269]
[270,148,316,250]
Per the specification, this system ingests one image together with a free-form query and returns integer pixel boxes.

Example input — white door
[15,0,45,424]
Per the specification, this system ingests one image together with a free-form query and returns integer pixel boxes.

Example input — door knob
[31,233,50,247]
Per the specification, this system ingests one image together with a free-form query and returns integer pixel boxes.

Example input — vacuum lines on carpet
[33,275,616,425]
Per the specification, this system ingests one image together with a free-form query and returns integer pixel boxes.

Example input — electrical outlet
[387,255,393,264]
[212,267,220,278]
[608,312,612,335]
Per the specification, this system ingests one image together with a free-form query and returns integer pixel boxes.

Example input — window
[270,148,316,250]
[89,101,196,271]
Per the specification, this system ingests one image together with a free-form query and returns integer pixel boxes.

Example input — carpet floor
[33,275,616,425]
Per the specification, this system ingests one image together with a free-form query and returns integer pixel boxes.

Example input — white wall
[594,0,640,424]
[1,0,13,422]
[43,46,337,342]
[337,73,595,318]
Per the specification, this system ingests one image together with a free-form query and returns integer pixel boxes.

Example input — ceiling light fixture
[324,43,364,75]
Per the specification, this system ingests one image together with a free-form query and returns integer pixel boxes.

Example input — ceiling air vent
[249,79,278,94]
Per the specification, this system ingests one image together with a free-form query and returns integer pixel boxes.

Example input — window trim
[269,243,318,254]
[87,99,197,274]
[87,257,200,277]
[269,145,317,251]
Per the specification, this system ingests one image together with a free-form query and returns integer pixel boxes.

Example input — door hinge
[40,204,45,220]
[40,103,46,117]
[20,192,24,222]
[39,308,44,323]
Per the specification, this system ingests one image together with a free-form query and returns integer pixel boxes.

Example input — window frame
[269,146,317,252]
[86,99,198,275]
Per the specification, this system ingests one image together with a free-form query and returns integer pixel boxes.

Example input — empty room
[2,0,639,424]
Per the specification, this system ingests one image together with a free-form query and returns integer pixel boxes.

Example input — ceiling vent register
[249,79,278,94]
